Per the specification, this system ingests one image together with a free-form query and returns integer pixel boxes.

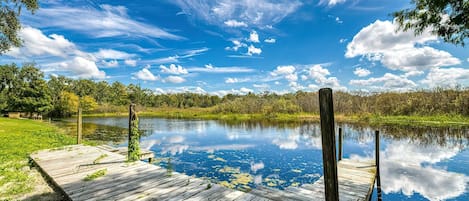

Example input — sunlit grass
[0,118,76,199]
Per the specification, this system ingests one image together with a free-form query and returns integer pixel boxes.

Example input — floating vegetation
[218,166,240,174]
[84,169,107,181]
[93,154,108,164]
[264,177,286,187]
[231,173,253,186]
[290,182,300,187]
[214,157,226,162]
[291,169,302,173]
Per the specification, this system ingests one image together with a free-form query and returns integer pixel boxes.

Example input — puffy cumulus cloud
[247,45,262,55]
[271,65,295,76]
[264,38,276,43]
[172,0,302,28]
[308,64,345,90]
[350,73,416,91]
[6,26,78,58]
[164,76,186,84]
[124,59,137,67]
[353,67,371,77]
[159,64,188,75]
[421,67,469,88]
[28,4,183,40]
[249,30,260,43]
[346,20,460,72]
[380,47,460,72]
[224,19,248,27]
[133,67,159,81]
[59,57,106,79]
[319,0,347,6]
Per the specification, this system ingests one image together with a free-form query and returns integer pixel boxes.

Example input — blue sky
[2,0,469,95]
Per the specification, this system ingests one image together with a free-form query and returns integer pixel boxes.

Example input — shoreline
[80,109,469,127]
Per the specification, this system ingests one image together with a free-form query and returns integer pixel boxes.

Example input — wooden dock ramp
[30,145,376,201]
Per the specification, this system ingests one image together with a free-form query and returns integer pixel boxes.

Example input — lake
[55,117,469,201]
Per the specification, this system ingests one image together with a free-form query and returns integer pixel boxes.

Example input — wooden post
[77,107,82,144]
[319,88,339,201]
[128,104,140,161]
[376,130,382,201]
[338,127,343,161]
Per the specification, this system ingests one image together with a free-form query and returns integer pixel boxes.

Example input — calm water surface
[56,117,469,201]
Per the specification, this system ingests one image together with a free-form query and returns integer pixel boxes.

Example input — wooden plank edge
[29,156,72,201]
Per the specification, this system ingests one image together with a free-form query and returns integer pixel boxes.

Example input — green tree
[80,95,98,112]
[12,64,52,114]
[0,0,39,53]
[394,0,469,45]
[59,91,79,116]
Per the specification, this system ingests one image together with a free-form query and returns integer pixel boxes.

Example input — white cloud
[350,73,416,91]
[224,19,248,27]
[271,65,295,76]
[346,20,460,72]
[59,57,106,79]
[28,4,183,40]
[164,76,186,84]
[93,49,135,60]
[353,67,371,77]
[249,30,260,43]
[188,64,255,73]
[335,17,343,24]
[160,64,189,75]
[154,86,207,94]
[172,0,302,28]
[319,0,347,6]
[264,38,276,43]
[307,64,345,90]
[240,87,253,94]
[421,67,469,88]
[247,45,262,55]
[6,26,78,58]
[101,60,119,68]
[339,38,347,43]
[133,67,159,81]
[147,56,180,64]
[225,77,250,83]
[225,40,247,51]
[180,48,209,58]
[124,59,137,67]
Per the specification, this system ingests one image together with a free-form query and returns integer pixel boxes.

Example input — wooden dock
[30,145,376,201]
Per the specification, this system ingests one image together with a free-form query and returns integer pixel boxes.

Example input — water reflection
[56,117,469,200]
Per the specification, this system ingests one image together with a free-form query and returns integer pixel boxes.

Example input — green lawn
[0,118,75,199]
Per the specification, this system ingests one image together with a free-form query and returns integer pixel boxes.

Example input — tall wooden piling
[376,130,382,201]
[338,127,343,161]
[128,104,140,161]
[77,107,82,144]
[319,88,339,201]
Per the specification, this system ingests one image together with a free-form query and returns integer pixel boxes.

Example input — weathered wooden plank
[31,144,377,201]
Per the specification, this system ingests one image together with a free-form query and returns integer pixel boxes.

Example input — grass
[83,107,469,127]
[83,169,107,181]
[0,118,76,199]
[93,154,108,164]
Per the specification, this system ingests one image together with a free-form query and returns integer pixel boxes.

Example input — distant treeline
[1,64,469,117]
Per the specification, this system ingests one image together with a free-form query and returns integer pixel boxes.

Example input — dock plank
[30,145,376,201]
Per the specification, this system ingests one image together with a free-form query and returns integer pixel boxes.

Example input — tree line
[1,64,469,117]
